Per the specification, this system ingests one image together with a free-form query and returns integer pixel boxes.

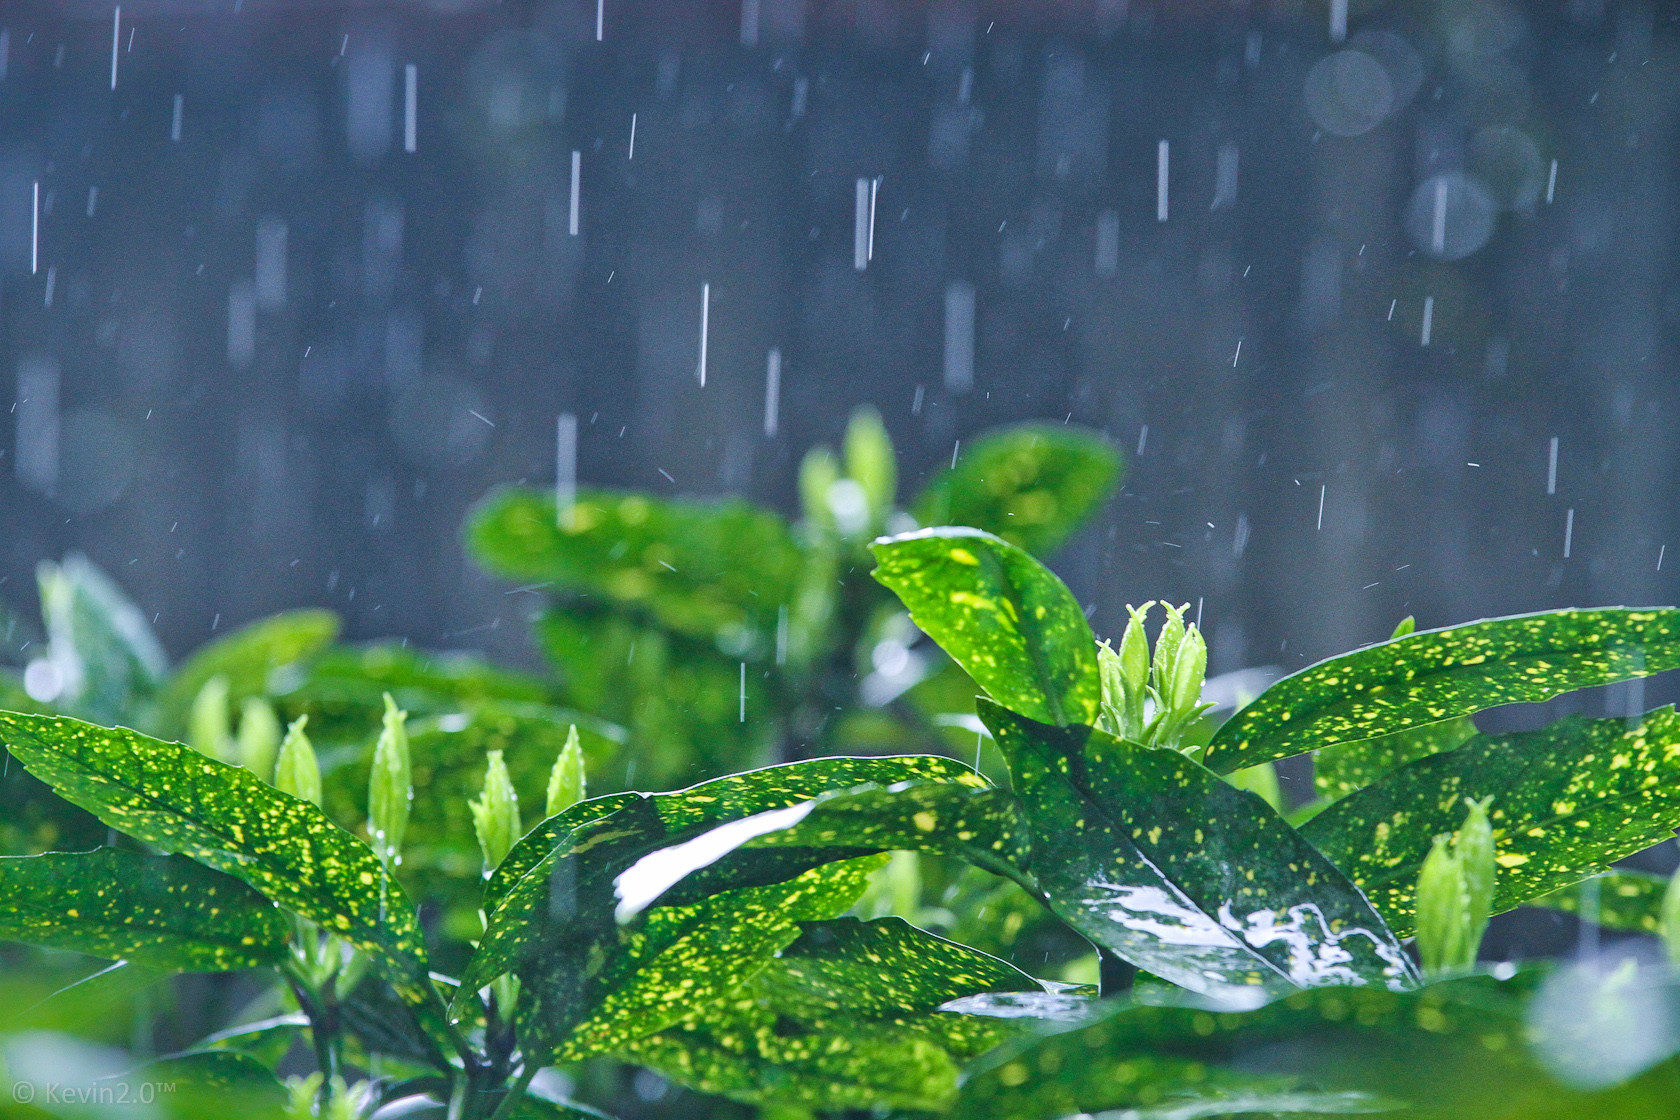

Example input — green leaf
[911,424,1121,557]
[621,917,1040,1112]
[870,528,1099,727]
[1312,716,1477,803]
[0,849,290,971]
[520,856,884,1064]
[1302,709,1680,936]
[37,554,169,724]
[0,713,438,1018]
[981,700,1416,997]
[1527,870,1669,934]
[954,969,1680,1120]
[153,609,339,738]
[1207,608,1680,774]
[467,486,802,654]
[483,755,977,919]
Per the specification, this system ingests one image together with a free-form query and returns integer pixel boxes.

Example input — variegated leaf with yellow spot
[621,916,1041,1112]
[1302,709,1680,936]
[0,848,290,971]
[870,528,1100,727]
[1527,869,1669,934]
[0,713,439,1021]
[1207,608,1680,774]
[982,700,1416,997]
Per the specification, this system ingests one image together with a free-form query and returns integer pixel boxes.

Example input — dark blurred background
[1,0,1677,703]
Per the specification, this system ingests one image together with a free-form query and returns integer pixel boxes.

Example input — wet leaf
[467,486,801,653]
[0,713,439,1017]
[1207,608,1680,773]
[521,856,884,1064]
[1527,870,1669,934]
[982,700,1416,997]
[1313,716,1477,803]
[152,610,339,738]
[870,528,1099,727]
[1302,709,1680,935]
[621,916,1039,1111]
[912,424,1121,557]
[956,968,1680,1120]
[0,848,290,971]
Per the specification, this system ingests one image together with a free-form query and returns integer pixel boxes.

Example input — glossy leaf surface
[622,916,1038,1111]
[871,528,1099,726]
[1303,709,1680,935]
[910,424,1121,558]
[0,848,290,970]
[1208,608,1680,773]
[0,713,436,1011]
[955,970,1680,1120]
[983,701,1415,996]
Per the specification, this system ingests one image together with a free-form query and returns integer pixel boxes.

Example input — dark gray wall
[2,0,1678,712]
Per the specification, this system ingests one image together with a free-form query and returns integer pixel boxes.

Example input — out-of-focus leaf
[114,1050,290,1119]
[911,424,1121,557]
[955,968,1680,1120]
[467,486,801,654]
[622,917,1040,1111]
[37,553,169,724]
[0,849,289,971]
[1313,716,1477,803]
[153,610,339,737]
[535,608,772,787]
[871,528,1099,727]
[1302,709,1680,936]
[1527,870,1668,933]
[0,713,441,1026]
[982,700,1416,997]
[1207,608,1680,774]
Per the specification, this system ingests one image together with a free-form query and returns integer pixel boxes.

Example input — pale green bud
[1415,798,1497,979]
[274,715,321,806]
[842,406,897,530]
[1415,835,1471,978]
[798,446,841,531]
[1098,602,1154,741]
[189,674,234,762]
[1456,796,1496,952]
[1151,604,1188,702]
[546,724,587,818]
[1391,615,1417,640]
[470,750,522,874]
[1167,623,1208,716]
[1661,867,1680,969]
[1096,642,1126,739]
[237,695,283,781]
[368,693,412,864]
[1118,602,1154,703]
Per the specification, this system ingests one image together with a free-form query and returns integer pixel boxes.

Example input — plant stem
[483,1065,538,1120]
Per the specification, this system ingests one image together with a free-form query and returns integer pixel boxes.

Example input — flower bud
[470,749,522,874]
[238,695,283,781]
[274,715,322,806]
[1415,834,1470,979]
[1151,604,1188,704]
[1116,602,1155,741]
[1391,615,1417,640]
[189,674,234,763]
[1096,641,1126,739]
[1415,798,1497,979]
[1167,623,1208,717]
[798,446,841,532]
[367,693,412,864]
[842,406,897,531]
[546,724,587,818]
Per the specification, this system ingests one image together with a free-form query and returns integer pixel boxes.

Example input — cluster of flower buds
[1415,796,1495,979]
[1096,601,1211,751]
